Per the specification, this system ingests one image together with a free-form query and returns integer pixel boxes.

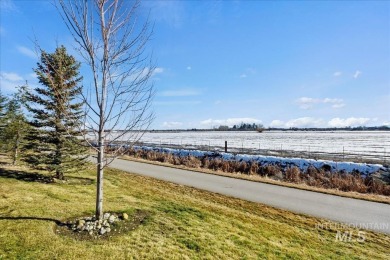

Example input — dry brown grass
[286,167,301,183]
[120,149,390,203]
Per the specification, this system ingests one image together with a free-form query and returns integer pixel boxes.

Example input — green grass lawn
[0,157,389,259]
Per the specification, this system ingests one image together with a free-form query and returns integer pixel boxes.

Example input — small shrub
[209,158,222,171]
[183,156,201,168]
[285,167,301,183]
[172,156,181,165]
[220,161,230,172]
[249,162,259,175]
[229,161,241,173]
[237,161,248,174]
[261,165,279,177]
[201,157,210,169]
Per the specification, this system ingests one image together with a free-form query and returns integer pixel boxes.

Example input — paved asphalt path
[98,157,390,234]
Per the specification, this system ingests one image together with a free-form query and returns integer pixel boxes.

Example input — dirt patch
[53,176,94,185]
[54,209,149,241]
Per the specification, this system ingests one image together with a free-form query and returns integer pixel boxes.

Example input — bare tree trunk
[12,146,17,166]
[96,136,104,220]
[55,134,63,180]
[12,130,20,165]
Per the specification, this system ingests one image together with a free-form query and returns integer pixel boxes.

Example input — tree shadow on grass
[0,216,68,226]
[0,167,54,183]
[0,167,94,185]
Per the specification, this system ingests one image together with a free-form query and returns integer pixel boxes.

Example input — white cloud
[143,1,184,28]
[327,117,370,128]
[353,70,362,79]
[296,97,345,109]
[296,97,320,109]
[239,68,256,79]
[269,120,285,128]
[17,46,37,59]
[126,67,163,82]
[269,117,323,128]
[331,103,345,109]
[159,88,200,97]
[323,98,345,109]
[28,73,37,79]
[153,67,164,75]
[323,98,342,103]
[154,100,201,106]
[1,0,18,12]
[0,71,24,92]
[0,72,23,81]
[200,117,262,127]
[268,117,377,128]
[333,71,342,77]
[162,121,183,128]
[285,117,325,128]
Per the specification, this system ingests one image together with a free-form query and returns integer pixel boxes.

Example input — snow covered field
[136,131,389,163]
[87,130,390,164]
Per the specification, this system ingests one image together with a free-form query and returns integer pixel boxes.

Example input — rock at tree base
[108,215,116,223]
[68,212,123,237]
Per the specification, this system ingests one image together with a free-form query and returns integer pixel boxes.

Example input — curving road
[98,157,390,234]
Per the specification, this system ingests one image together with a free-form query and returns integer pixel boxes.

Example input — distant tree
[218,125,229,131]
[0,90,8,134]
[0,90,7,117]
[0,90,9,152]
[22,46,88,180]
[0,93,30,165]
[256,124,265,133]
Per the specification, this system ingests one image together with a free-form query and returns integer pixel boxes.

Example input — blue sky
[1,0,389,129]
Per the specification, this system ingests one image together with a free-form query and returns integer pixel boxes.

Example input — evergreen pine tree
[1,94,30,165]
[0,90,7,117]
[0,90,9,152]
[23,46,88,179]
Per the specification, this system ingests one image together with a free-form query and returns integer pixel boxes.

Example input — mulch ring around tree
[54,209,149,241]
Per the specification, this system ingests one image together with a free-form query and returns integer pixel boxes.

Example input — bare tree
[57,0,154,220]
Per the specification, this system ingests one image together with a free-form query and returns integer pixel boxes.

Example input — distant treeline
[145,125,390,133]
[267,126,390,131]
[215,123,264,131]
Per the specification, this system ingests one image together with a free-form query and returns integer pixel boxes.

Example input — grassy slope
[0,159,389,259]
